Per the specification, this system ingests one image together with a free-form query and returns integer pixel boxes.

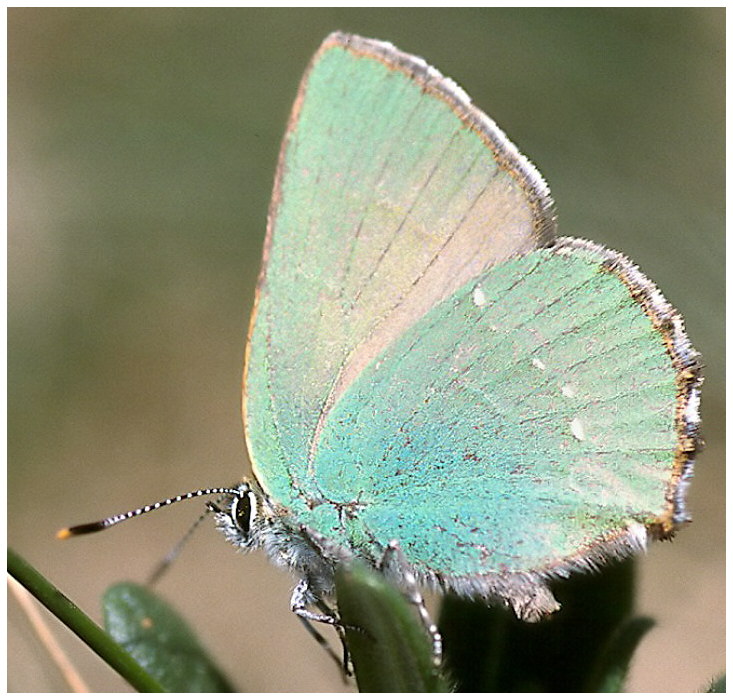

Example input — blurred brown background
[8,8,723,692]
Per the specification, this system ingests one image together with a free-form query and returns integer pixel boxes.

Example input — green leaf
[335,562,450,692]
[585,616,655,692]
[707,674,726,692]
[103,582,234,692]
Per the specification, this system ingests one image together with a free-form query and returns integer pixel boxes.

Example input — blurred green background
[8,7,723,692]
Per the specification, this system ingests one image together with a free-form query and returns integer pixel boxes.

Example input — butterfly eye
[232,491,256,537]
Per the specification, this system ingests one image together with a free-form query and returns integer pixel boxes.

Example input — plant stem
[7,547,165,692]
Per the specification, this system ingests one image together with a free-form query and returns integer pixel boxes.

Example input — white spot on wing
[570,417,586,441]
[472,286,487,307]
[532,358,546,371]
[561,385,576,398]
[684,387,701,425]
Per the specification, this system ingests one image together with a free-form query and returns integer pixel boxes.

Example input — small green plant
[8,547,724,692]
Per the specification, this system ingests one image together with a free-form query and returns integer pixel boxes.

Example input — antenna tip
[56,522,108,538]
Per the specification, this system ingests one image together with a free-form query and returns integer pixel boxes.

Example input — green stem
[7,547,165,692]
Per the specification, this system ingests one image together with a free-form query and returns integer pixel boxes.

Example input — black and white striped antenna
[56,487,241,539]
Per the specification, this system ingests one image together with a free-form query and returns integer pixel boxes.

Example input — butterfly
[61,31,701,661]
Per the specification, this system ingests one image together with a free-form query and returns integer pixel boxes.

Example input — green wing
[245,33,555,505]
[310,240,697,578]
[244,34,700,618]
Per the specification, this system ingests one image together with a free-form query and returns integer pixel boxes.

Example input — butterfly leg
[290,579,339,625]
[291,579,351,677]
[296,616,351,678]
[147,508,212,586]
[379,540,443,666]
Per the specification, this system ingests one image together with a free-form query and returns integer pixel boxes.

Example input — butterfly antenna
[56,487,240,540]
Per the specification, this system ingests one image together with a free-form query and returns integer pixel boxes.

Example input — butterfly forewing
[245,33,555,507]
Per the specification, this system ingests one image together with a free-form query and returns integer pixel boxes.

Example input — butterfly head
[209,481,269,551]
